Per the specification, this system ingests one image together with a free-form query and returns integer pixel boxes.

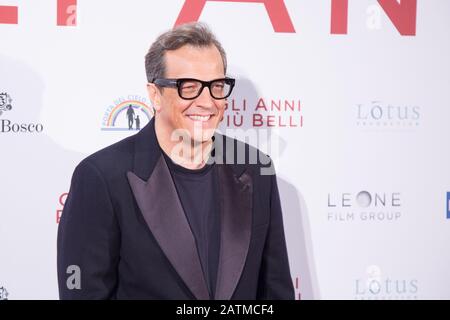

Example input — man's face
[150,44,227,143]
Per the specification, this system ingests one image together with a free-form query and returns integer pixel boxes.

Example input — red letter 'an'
[331,0,417,36]
[175,0,295,33]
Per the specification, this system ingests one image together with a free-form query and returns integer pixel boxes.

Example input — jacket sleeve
[57,160,120,299]
[257,172,295,300]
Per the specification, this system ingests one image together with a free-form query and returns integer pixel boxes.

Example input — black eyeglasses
[151,77,235,100]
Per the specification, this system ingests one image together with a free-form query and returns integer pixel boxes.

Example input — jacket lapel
[211,133,253,300]
[214,164,253,300]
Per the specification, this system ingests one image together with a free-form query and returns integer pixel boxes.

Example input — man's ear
[147,83,162,113]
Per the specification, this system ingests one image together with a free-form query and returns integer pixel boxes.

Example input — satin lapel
[214,164,253,300]
[127,155,210,300]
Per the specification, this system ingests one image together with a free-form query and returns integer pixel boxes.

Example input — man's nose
[195,86,215,108]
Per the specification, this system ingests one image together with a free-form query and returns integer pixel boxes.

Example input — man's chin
[170,127,215,144]
[185,123,217,143]
[191,131,215,144]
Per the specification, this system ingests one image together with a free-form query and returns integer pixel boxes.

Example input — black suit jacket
[57,118,294,299]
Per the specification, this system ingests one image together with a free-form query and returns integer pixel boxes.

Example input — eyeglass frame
[151,77,235,100]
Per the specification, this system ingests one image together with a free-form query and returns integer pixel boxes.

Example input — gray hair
[145,22,227,82]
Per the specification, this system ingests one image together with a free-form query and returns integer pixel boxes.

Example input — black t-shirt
[161,150,220,299]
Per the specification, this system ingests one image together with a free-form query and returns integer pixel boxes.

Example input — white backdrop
[1,0,449,300]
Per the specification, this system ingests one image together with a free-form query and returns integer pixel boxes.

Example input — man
[126,104,135,130]
[57,22,294,300]
[135,115,140,130]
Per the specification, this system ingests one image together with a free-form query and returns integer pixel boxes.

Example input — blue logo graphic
[447,192,450,219]
[101,96,153,132]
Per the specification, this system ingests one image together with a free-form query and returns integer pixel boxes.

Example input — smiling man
[57,22,294,300]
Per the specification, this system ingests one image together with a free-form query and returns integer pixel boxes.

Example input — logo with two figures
[101,95,153,132]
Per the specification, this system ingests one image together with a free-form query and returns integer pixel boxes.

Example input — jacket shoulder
[76,133,137,177]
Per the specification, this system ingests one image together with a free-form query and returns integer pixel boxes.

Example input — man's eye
[181,82,198,90]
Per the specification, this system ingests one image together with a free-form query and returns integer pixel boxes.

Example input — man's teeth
[187,115,211,121]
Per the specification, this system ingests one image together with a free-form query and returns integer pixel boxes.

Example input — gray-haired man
[58,22,294,300]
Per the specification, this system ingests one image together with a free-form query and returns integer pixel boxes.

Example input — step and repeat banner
[1,0,449,300]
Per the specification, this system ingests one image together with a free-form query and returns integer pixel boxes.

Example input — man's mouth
[186,114,214,122]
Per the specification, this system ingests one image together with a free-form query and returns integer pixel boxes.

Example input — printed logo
[0,92,44,133]
[101,95,153,132]
[0,286,9,300]
[175,0,417,35]
[223,98,303,129]
[56,192,68,224]
[2,0,417,36]
[355,265,419,300]
[327,190,402,222]
[447,192,450,219]
[355,101,420,130]
[0,92,13,117]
